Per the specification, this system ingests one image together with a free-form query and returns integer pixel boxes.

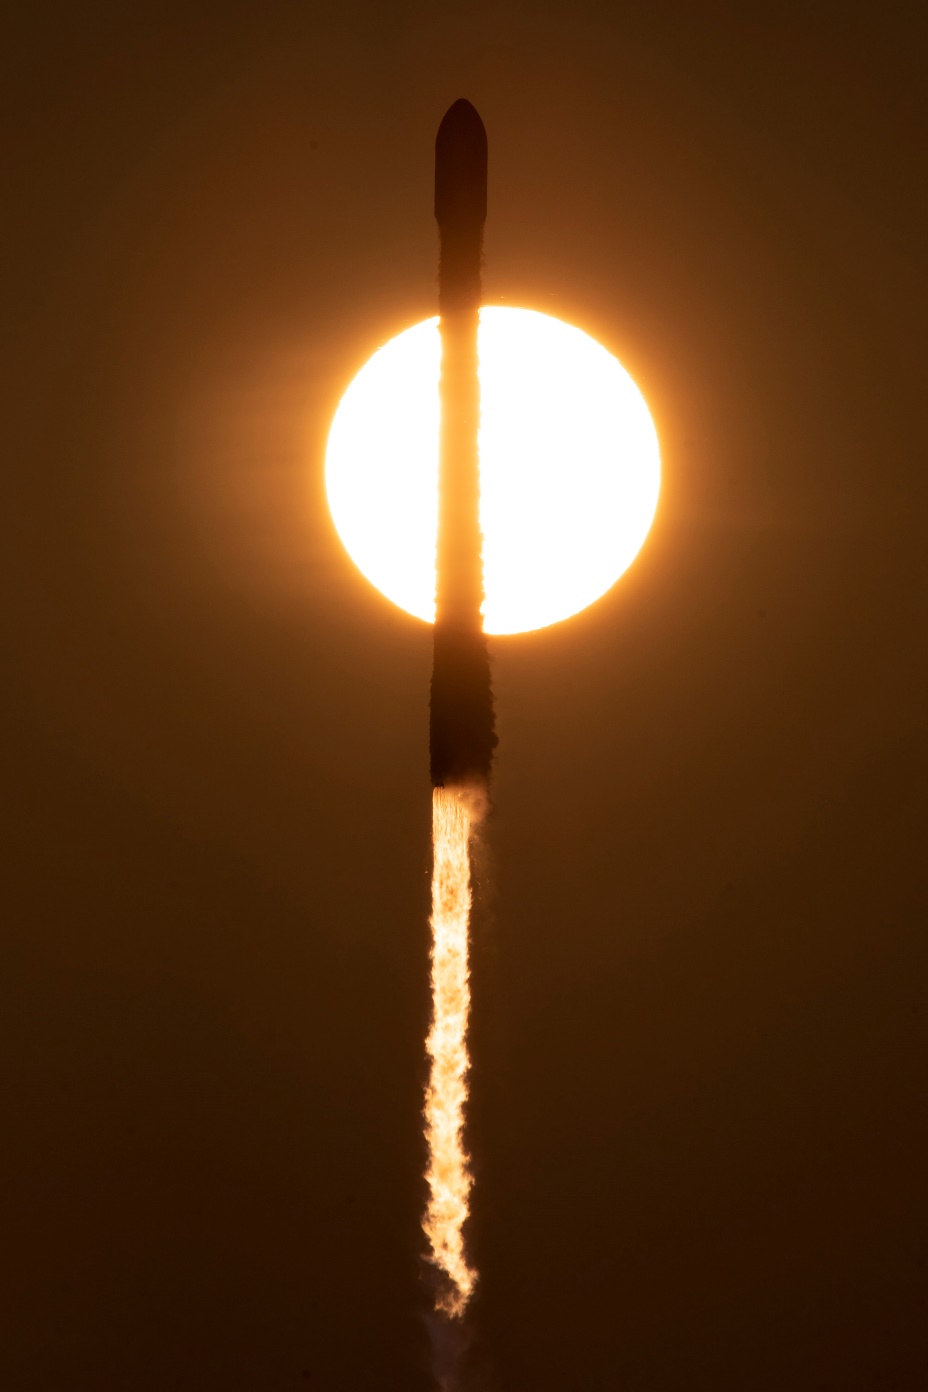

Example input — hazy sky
[3,3,926,1388]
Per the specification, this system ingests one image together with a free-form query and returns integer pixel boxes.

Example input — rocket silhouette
[429,100,497,789]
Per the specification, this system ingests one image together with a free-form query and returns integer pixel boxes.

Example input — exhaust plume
[423,787,478,1317]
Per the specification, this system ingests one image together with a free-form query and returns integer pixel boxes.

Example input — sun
[325,307,660,635]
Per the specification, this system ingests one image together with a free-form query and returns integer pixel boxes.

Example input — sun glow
[325,307,660,636]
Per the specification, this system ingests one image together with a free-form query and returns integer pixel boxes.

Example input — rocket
[429,100,497,790]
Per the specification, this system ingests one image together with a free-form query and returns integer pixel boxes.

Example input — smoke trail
[423,785,479,1319]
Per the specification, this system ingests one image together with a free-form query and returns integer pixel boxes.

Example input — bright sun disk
[325,307,660,635]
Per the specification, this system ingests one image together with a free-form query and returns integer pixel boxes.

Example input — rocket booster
[429,100,496,789]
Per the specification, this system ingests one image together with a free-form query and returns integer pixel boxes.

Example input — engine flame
[423,787,477,1317]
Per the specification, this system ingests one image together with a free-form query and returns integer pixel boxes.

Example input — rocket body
[429,100,497,789]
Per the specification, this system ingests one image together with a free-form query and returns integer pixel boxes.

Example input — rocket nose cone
[435,99,487,228]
